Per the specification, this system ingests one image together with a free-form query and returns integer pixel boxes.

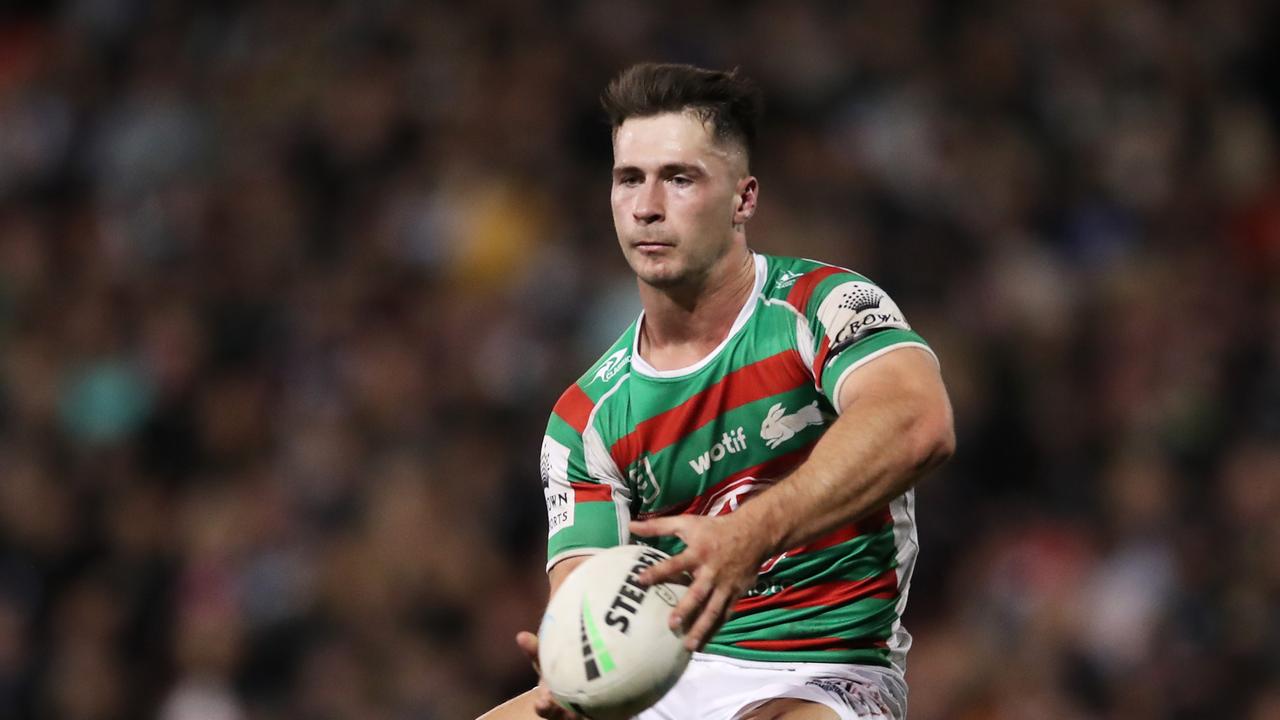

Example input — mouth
[632,240,674,252]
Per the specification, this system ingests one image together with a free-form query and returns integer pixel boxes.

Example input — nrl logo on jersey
[591,348,630,384]
[628,457,662,505]
[760,401,824,449]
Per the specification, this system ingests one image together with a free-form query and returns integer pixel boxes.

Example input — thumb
[630,515,685,538]
[516,630,541,671]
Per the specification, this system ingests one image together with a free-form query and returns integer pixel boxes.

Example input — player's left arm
[632,345,954,651]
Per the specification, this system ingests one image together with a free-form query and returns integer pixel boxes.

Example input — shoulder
[548,322,637,434]
[757,253,873,310]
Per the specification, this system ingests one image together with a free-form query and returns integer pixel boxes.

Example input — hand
[630,513,772,652]
[515,631,582,720]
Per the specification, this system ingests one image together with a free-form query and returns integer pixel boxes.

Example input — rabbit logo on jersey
[760,401,825,449]
[541,436,573,537]
[818,281,910,348]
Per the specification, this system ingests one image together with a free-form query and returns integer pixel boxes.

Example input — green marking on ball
[581,597,616,674]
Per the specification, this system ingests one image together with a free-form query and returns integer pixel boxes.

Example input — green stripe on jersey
[722,597,899,637]
[820,327,931,401]
[765,527,900,586]
[548,501,620,562]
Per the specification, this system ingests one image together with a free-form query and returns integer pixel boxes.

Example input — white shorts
[636,653,907,720]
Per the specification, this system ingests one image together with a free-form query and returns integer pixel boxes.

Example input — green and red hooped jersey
[540,253,936,672]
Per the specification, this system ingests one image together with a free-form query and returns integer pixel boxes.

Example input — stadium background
[1,1,1278,718]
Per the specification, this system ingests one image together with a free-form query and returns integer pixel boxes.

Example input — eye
[617,175,642,187]
[669,175,693,187]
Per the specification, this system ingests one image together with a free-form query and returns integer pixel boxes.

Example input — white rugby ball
[538,544,691,719]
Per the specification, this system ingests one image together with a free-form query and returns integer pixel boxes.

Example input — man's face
[611,112,752,289]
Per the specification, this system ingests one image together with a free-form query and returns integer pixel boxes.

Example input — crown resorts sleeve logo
[541,436,574,537]
[760,401,825,449]
[817,280,911,349]
[842,285,882,313]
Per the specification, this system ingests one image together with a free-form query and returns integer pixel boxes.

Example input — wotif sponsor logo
[688,427,748,475]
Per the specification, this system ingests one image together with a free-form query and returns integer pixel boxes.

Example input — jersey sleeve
[789,269,936,413]
[541,384,632,572]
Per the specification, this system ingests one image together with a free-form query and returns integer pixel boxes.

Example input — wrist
[731,492,789,563]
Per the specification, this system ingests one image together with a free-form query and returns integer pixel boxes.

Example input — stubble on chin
[635,254,723,293]
[632,256,685,289]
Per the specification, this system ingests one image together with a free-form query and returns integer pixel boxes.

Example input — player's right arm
[478,382,633,720]
[541,380,634,572]
[494,556,590,720]
[479,555,589,720]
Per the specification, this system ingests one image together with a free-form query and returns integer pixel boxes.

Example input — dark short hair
[601,63,763,166]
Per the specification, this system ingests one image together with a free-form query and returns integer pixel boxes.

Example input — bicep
[833,344,947,416]
[832,345,955,470]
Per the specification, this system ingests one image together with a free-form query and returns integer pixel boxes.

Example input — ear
[732,176,759,227]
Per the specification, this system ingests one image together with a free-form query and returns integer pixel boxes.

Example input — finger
[683,586,733,652]
[533,693,562,719]
[670,572,714,633]
[629,516,686,538]
[535,686,578,720]
[516,631,540,672]
[637,552,696,587]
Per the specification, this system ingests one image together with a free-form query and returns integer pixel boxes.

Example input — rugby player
[481,62,954,720]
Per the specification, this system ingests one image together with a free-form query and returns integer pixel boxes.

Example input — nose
[633,180,664,225]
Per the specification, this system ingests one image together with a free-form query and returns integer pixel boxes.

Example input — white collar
[630,253,766,379]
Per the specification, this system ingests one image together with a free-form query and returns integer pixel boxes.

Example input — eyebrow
[611,163,705,179]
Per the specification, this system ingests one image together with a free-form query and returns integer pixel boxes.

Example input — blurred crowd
[0,1,1277,718]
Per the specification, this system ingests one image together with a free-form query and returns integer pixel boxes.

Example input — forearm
[548,555,588,598]
[734,356,954,558]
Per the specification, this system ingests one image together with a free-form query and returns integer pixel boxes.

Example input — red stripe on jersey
[553,384,594,434]
[610,351,810,470]
[731,636,888,652]
[733,568,899,614]
[570,482,612,503]
[785,266,845,314]
[774,506,893,558]
[824,506,894,548]
[757,507,894,574]
[688,443,816,516]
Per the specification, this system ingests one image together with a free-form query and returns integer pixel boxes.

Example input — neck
[638,248,756,353]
